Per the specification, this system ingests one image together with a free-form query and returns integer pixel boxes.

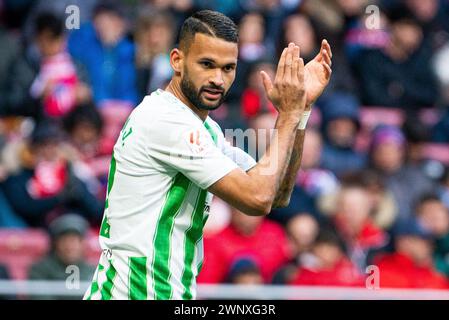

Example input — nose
[209,69,224,87]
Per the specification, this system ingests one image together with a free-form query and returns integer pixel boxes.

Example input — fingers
[285,43,294,82]
[322,39,332,59]
[260,70,273,94]
[322,49,332,67]
[297,52,304,84]
[275,48,287,83]
[322,60,332,79]
[292,45,300,82]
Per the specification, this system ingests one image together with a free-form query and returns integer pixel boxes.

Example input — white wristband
[298,110,311,130]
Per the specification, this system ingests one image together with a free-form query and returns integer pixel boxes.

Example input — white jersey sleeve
[206,118,257,172]
[146,114,239,190]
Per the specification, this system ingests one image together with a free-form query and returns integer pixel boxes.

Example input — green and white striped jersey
[84,89,256,300]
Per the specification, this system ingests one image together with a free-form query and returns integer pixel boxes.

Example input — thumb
[260,71,273,94]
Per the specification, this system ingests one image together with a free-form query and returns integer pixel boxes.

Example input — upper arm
[147,115,238,190]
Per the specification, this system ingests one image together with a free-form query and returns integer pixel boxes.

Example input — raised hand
[304,39,333,107]
[260,42,306,116]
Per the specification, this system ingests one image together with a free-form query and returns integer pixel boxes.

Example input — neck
[165,79,209,122]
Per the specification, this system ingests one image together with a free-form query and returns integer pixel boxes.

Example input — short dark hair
[35,12,64,38]
[415,193,443,215]
[314,227,347,254]
[93,0,125,18]
[63,103,103,135]
[178,10,238,52]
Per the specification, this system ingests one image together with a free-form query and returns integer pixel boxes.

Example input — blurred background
[1,0,449,299]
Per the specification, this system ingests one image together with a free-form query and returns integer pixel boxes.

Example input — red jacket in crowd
[374,253,449,289]
[290,257,365,287]
[197,219,291,283]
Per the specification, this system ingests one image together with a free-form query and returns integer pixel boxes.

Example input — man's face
[396,236,433,266]
[418,200,449,237]
[94,12,126,46]
[326,118,357,148]
[180,33,238,111]
[54,233,84,265]
[36,31,64,57]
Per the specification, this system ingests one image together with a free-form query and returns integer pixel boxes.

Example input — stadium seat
[421,143,449,165]
[360,107,405,129]
[0,229,49,280]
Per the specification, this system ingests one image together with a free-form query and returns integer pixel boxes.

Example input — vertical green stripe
[100,154,116,238]
[129,257,147,300]
[101,262,117,300]
[204,121,218,145]
[181,189,208,300]
[151,173,191,300]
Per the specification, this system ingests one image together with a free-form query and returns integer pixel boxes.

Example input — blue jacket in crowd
[67,22,138,106]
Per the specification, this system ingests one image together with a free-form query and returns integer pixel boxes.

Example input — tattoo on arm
[272,129,305,208]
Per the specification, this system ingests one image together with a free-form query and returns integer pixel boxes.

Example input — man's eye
[201,61,212,68]
[224,65,235,72]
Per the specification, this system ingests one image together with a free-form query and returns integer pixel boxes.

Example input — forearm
[247,112,300,210]
[272,128,305,208]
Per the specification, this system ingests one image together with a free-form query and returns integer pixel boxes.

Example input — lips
[202,88,223,100]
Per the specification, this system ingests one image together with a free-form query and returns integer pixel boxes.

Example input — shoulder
[130,91,206,145]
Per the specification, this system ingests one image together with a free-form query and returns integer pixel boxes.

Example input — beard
[180,68,227,111]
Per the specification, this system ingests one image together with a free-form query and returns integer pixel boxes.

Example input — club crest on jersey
[185,129,211,154]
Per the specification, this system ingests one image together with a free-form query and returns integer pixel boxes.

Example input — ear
[170,48,183,74]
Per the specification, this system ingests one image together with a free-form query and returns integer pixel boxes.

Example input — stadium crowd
[1,0,449,296]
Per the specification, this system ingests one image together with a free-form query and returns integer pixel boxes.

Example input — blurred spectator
[134,10,175,100]
[239,13,269,63]
[374,219,449,289]
[138,0,194,32]
[198,208,291,284]
[403,0,449,50]
[1,0,35,30]
[402,114,430,164]
[239,0,286,46]
[241,63,277,120]
[369,125,435,222]
[330,181,388,270]
[280,13,356,98]
[225,257,264,285]
[67,1,138,107]
[23,0,99,45]
[297,128,340,199]
[320,169,398,231]
[28,214,95,299]
[228,13,271,103]
[289,227,365,287]
[0,122,103,227]
[353,5,439,108]
[272,213,320,284]
[319,92,366,177]
[402,114,446,182]
[415,194,449,277]
[30,12,91,119]
[0,25,36,117]
[63,103,104,160]
[0,28,21,115]
[303,0,370,35]
[438,167,449,210]
[432,42,449,142]
[0,121,27,227]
